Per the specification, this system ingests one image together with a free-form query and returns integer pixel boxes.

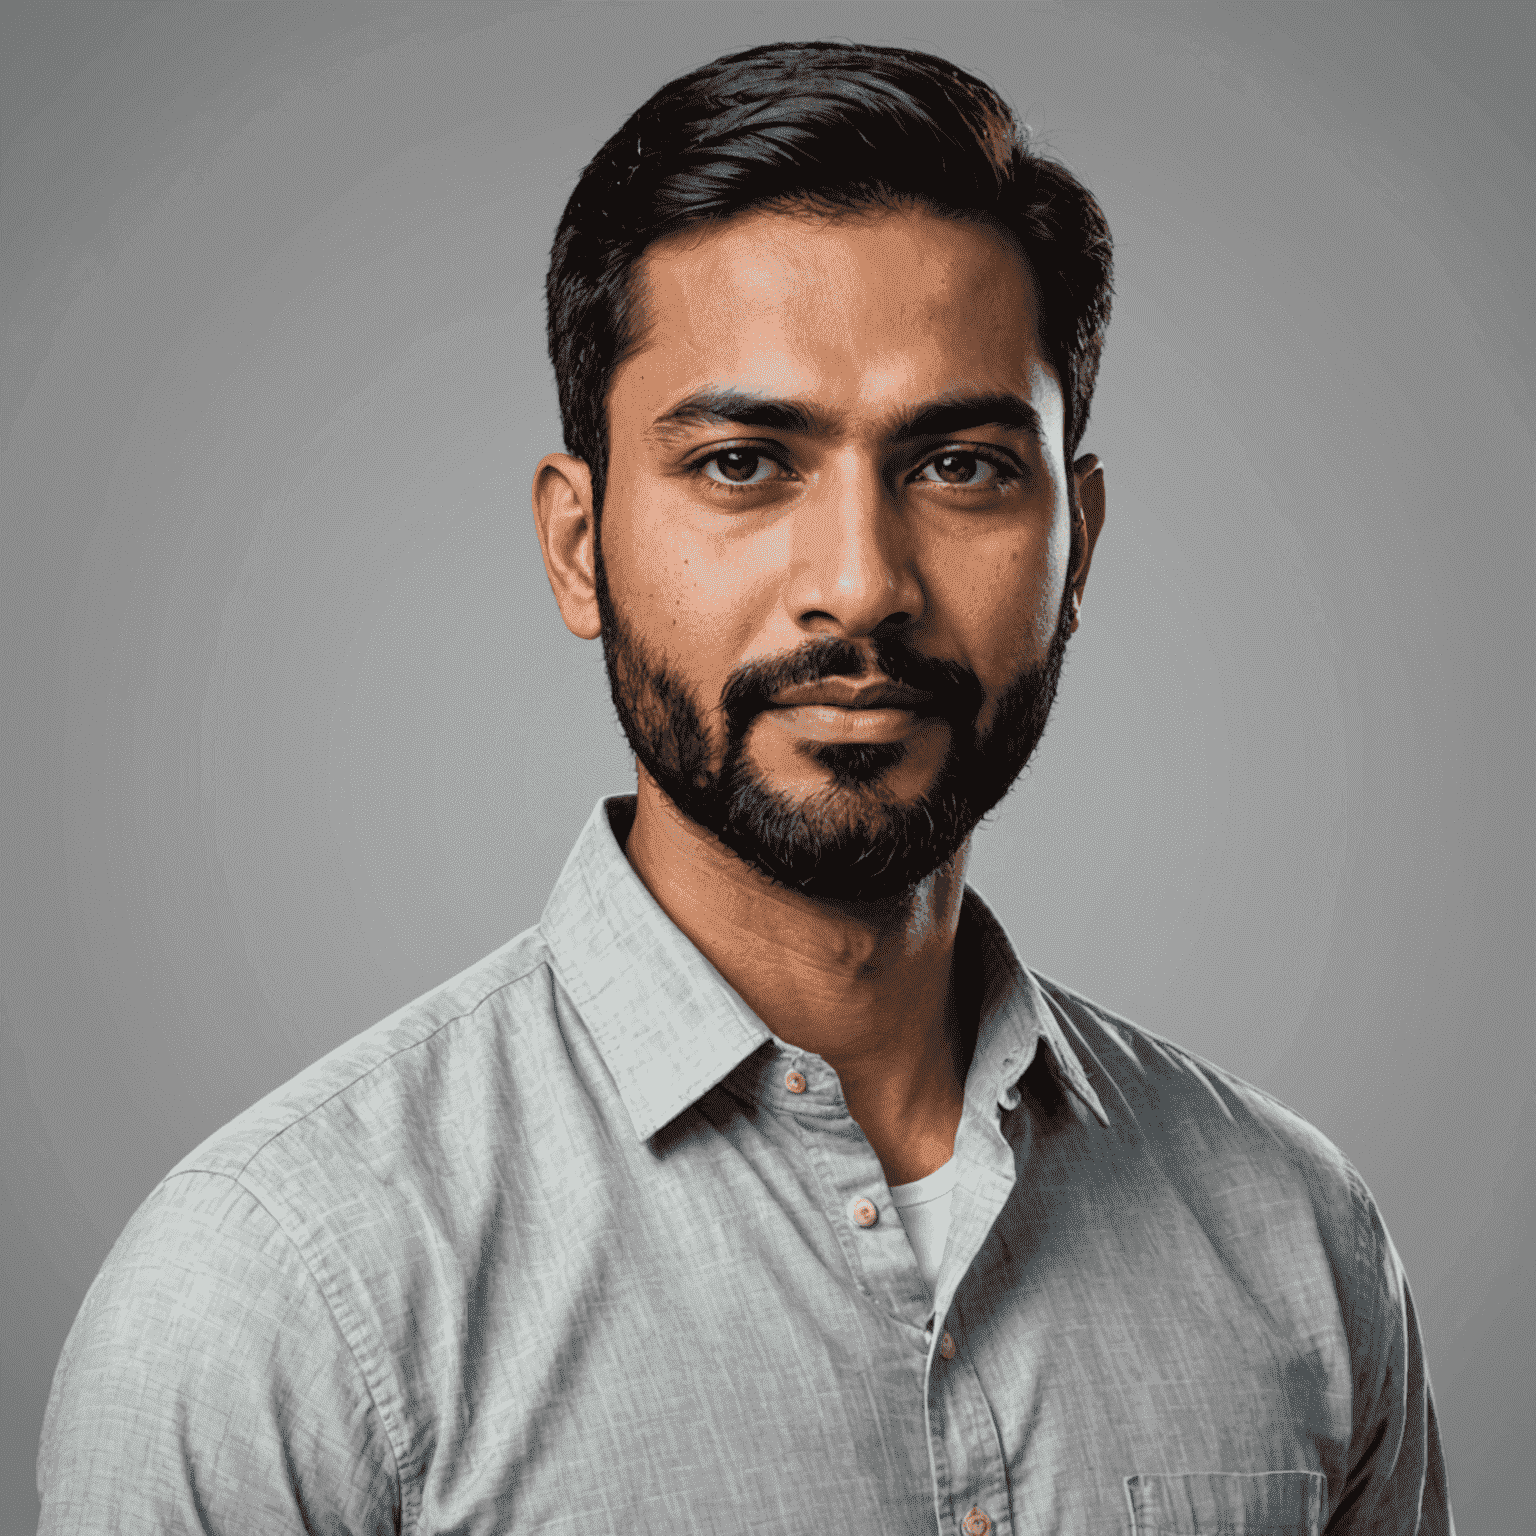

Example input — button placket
[782,1053,933,1323]
[917,1101,1024,1536]
[930,1335,1014,1536]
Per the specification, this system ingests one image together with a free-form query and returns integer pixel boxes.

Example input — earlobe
[531,453,602,640]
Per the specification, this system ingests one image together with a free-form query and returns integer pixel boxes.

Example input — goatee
[595,548,1075,903]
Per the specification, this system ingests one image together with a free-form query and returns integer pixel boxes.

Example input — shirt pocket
[1123,1470,1326,1534]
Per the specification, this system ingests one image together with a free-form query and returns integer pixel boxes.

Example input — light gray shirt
[38,796,1452,1535]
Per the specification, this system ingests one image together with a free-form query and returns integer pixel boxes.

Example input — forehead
[615,204,1058,434]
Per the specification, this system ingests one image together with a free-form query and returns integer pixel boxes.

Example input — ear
[532,453,601,640]
[1068,453,1107,634]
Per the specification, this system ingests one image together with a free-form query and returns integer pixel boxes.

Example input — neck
[622,769,972,1184]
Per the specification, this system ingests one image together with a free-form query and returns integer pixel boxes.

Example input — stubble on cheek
[598,570,716,790]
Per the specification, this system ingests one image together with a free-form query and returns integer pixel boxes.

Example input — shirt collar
[540,795,1108,1141]
[959,885,1110,1128]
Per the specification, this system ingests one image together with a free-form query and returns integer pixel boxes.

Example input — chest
[390,1101,1350,1535]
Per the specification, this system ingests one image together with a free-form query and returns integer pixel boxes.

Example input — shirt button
[784,1069,807,1094]
[962,1509,991,1536]
[848,1196,879,1228]
[939,1331,957,1360]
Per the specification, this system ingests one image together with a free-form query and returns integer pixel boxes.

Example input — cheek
[601,474,696,637]
[941,526,1068,689]
[601,493,776,692]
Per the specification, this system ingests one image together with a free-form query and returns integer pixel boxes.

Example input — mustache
[719,635,986,739]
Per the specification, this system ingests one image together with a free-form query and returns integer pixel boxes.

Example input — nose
[786,461,924,640]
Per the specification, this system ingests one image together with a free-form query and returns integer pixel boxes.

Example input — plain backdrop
[3,2,1532,1530]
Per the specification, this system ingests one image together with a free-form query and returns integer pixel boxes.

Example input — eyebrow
[650,389,816,441]
[648,388,1045,446]
[890,392,1045,445]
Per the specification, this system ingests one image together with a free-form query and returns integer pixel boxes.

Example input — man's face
[597,204,1081,901]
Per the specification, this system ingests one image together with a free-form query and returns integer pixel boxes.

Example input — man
[40,40,1451,1535]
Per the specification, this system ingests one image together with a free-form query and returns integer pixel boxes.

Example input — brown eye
[703,449,776,486]
[919,452,996,487]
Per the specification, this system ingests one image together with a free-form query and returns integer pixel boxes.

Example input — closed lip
[769,679,932,711]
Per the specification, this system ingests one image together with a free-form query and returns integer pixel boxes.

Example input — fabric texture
[38,795,1454,1535]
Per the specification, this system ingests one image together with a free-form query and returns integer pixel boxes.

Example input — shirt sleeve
[37,1170,401,1535]
[1326,1166,1455,1536]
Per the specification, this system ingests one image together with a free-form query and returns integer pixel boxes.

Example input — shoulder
[65,914,564,1304]
[1027,970,1423,1412]
[171,922,559,1185]
[79,921,574,1377]
[1030,973,1450,1531]
[41,925,569,1528]
[48,1170,335,1393]
[147,920,585,1328]
[39,1168,400,1531]
[1030,969,1379,1259]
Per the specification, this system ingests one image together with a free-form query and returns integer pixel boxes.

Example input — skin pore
[533,204,1105,1186]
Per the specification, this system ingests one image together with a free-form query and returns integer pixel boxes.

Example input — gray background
[2,1,1531,1530]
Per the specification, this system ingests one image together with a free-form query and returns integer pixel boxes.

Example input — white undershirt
[888,1155,958,1294]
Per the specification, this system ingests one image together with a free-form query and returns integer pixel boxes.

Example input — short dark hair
[545,40,1113,514]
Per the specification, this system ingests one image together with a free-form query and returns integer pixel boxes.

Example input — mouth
[767,678,933,712]
[760,678,940,746]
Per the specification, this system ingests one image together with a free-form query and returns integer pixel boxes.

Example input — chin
[707,755,972,903]
[805,740,910,790]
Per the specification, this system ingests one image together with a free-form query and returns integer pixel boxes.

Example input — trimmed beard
[595,538,1076,903]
